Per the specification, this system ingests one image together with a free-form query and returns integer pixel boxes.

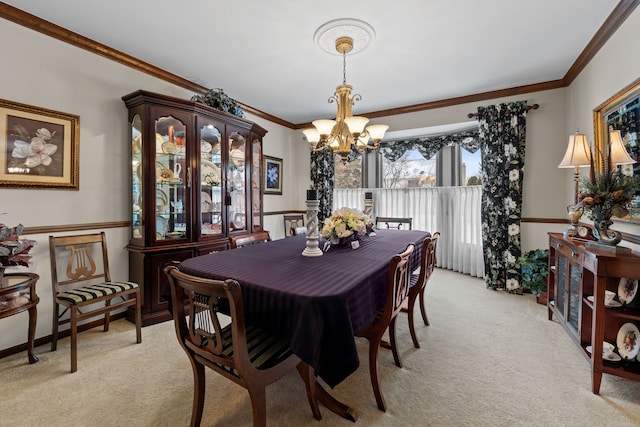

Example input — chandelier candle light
[302,189,323,257]
[303,19,388,162]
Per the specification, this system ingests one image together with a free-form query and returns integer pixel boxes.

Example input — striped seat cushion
[56,281,138,305]
[202,323,294,375]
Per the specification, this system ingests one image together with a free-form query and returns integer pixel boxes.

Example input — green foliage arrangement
[191,88,244,118]
[519,249,549,296]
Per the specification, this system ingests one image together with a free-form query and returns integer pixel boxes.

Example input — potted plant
[519,248,549,304]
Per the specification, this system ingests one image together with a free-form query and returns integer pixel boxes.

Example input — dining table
[176,228,430,419]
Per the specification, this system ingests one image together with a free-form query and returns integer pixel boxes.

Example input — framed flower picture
[0,98,80,190]
[263,155,283,195]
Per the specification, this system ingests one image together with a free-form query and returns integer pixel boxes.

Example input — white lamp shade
[302,128,320,144]
[609,130,636,165]
[366,124,389,141]
[312,119,337,136]
[558,133,591,168]
[343,116,369,135]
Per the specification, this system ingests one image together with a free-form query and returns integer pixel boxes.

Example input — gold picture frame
[263,155,283,195]
[593,77,640,223]
[0,99,79,190]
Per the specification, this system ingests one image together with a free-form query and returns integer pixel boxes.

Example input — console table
[547,233,640,394]
[0,272,40,364]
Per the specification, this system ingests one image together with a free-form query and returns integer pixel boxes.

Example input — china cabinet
[547,233,640,394]
[123,90,266,325]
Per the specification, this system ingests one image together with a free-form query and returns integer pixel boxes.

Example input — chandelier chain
[342,51,347,86]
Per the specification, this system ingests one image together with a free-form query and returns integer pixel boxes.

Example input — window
[381,149,436,188]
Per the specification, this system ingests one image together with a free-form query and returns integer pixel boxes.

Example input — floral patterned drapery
[310,147,335,223]
[477,101,528,293]
[379,126,480,161]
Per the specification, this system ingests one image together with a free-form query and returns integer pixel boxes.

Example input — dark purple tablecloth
[178,229,429,387]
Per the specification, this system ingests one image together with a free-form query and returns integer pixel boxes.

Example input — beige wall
[2,7,639,351]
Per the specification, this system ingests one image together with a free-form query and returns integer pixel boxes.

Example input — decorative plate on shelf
[201,191,212,213]
[156,160,173,182]
[618,278,638,305]
[616,322,640,360]
[156,188,169,212]
[201,160,221,186]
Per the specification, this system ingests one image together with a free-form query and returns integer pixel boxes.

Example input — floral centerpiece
[576,150,639,245]
[320,207,373,245]
[0,223,37,272]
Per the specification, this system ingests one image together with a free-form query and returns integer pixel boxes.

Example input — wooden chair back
[229,230,271,249]
[284,214,306,237]
[163,264,320,426]
[355,243,414,411]
[375,216,413,230]
[50,233,110,292]
[414,232,440,291]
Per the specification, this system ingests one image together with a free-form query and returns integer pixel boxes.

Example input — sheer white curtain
[333,187,484,278]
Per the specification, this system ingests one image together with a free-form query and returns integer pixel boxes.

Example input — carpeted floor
[2,268,640,426]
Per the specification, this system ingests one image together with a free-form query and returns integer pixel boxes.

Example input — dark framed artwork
[0,99,80,190]
[263,155,283,195]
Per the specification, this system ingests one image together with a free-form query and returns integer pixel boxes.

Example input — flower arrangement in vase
[576,147,639,246]
[0,223,37,277]
[320,207,373,246]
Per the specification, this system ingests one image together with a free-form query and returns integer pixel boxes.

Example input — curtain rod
[467,103,539,119]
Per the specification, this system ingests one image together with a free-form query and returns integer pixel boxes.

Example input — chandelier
[303,20,388,162]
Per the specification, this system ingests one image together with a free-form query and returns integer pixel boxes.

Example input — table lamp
[558,132,592,235]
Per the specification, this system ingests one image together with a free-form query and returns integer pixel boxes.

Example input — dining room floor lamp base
[302,191,323,257]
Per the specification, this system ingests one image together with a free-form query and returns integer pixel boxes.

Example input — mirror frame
[593,77,640,223]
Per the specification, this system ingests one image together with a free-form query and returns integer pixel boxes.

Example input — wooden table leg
[592,371,602,394]
[27,302,38,364]
[297,364,357,422]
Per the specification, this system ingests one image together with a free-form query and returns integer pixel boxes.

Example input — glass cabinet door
[251,136,262,231]
[155,115,187,241]
[199,122,223,238]
[131,114,143,240]
[228,130,248,233]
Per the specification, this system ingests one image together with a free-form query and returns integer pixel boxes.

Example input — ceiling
[1,0,625,127]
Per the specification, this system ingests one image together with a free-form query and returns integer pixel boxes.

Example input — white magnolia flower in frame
[11,127,58,167]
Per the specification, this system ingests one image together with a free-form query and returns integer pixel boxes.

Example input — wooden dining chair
[49,232,142,373]
[401,232,440,349]
[229,230,272,249]
[355,243,415,412]
[283,214,306,237]
[163,264,321,427]
[375,216,413,230]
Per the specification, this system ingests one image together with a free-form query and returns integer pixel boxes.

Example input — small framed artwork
[0,98,80,190]
[263,155,283,195]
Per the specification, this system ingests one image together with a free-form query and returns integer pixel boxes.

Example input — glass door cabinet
[123,90,266,325]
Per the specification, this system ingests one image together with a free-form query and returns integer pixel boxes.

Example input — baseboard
[0,312,127,360]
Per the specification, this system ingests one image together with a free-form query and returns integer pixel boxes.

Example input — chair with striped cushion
[49,232,141,372]
[163,264,321,427]
[401,232,440,349]
[355,243,414,412]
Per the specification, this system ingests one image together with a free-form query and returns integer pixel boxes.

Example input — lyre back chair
[355,243,414,412]
[375,216,413,230]
[229,230,272,249]
[49,232,141,372]
[163,264,320,427]
[283,214,306,237]
[402,232,440,349]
